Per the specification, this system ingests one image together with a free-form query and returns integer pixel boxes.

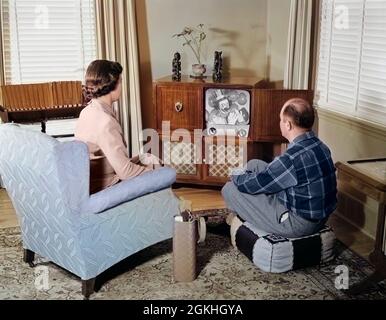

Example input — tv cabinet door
[202,137,249,185]
[156,85,203,131]
[161,139,202,182]
[251,89,314,142]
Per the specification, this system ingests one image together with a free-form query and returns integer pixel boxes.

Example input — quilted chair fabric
[0,124,180,280]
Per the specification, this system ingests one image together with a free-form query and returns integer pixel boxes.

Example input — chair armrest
[80,167,176,215]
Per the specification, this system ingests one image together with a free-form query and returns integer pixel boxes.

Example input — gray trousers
[222,160,326,238]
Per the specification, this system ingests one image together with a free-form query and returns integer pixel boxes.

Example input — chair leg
[82,278,96,300]
[23,249,35,267]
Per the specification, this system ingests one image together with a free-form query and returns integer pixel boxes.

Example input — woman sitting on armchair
[75,59,159,194]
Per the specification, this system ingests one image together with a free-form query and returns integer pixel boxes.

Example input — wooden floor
[0,189,18,229]
[0,187,374,260]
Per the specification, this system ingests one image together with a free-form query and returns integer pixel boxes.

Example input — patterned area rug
[1,216,385,300]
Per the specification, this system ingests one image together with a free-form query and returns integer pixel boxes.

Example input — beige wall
[144,0,268,80]
[317,110,386,163]
[317,109,386,239]
[266,0,291,83]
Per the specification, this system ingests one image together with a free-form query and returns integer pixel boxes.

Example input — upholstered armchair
[0,124,180,298]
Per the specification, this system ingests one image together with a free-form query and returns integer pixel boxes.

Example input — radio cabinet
[153,75,313,186]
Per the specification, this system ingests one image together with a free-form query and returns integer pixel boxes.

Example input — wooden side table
[336,158,386,294]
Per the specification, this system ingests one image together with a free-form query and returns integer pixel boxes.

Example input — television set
[205,88,251,138]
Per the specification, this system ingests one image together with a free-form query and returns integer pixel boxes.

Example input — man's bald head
[282,98,315,130]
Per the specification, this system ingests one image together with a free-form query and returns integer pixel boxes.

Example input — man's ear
[286,120,293,131]
[281,112,292,131]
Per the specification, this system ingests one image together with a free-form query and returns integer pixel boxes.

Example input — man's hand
[230,167,245,177]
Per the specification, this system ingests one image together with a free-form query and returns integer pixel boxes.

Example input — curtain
[0,2,4,187]
[95,0,143,156]
[0,0,5,111]
[0,2,6,188]
[284,0,319,90]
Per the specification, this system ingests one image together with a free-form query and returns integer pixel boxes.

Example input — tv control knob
[208,127,217,136]
[175,102,184,113]
[238,129,248,138]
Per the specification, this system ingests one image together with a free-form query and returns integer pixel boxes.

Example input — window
[315,0,386,127]
[1,0,97,84]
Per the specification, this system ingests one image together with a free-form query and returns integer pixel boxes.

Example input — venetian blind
[315,0,386,126]
[1,0,97,84]
[357,0,386,124]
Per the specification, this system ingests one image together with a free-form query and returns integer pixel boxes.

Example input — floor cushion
[230,216,336,273]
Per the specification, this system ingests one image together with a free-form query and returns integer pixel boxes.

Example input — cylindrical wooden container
[173,219,197,282]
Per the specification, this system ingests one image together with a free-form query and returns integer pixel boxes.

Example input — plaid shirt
[232,131,337,221]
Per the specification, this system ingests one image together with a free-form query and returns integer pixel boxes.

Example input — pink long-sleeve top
[75,99,149,194]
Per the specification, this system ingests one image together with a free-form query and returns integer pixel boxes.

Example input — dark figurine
[213,51,223,82]
[172,52,181,81]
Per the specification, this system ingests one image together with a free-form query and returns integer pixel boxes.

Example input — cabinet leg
[0,110,9,123]
[41,120,46,134]
[347,271,386,295]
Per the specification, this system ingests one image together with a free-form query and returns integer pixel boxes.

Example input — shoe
[226,212,237,226]
[229,214,243,248]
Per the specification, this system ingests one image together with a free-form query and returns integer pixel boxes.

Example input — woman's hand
[130,155,141,164]
[139,153,163,169]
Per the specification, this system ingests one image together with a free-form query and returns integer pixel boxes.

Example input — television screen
[205,88,251,137]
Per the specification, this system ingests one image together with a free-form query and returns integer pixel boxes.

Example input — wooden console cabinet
[153,75,313,186]
[0,81,84,135]
[337,159,386,294]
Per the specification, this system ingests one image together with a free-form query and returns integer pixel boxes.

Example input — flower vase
[191,64,207,78]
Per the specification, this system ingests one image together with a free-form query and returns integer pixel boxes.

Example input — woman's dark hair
[283,98,315,129]
[83,60,123,101]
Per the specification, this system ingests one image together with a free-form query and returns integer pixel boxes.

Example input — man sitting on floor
[222,98,337,238]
